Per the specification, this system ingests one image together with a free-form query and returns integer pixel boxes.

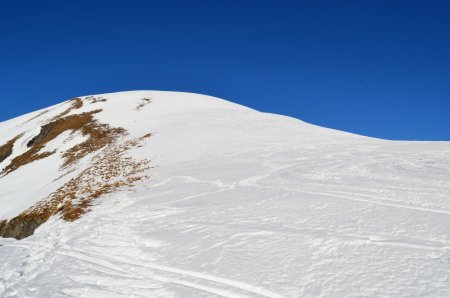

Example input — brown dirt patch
[52,98,83,120]
[0,135,23,164]
[2,109,125,175]
[0,133,151,239]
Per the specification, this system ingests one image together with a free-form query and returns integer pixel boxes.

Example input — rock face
[1,91,450,297]
[0,214,44,240]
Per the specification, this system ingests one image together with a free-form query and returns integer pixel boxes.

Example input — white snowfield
[1,91,450,297]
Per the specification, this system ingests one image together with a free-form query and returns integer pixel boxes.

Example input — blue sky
[1,0,449,140]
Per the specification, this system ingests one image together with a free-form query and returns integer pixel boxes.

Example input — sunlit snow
[1,91,450,297]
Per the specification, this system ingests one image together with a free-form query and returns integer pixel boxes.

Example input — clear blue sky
[1,1,449,140]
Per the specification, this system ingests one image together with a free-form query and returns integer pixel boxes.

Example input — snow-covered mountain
[1,91,449,297]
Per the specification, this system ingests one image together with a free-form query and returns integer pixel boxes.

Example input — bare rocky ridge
[0,97,151,239]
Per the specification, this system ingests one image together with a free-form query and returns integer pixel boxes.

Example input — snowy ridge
[1,91,450,297]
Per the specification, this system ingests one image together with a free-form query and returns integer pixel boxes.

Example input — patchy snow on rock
[1,91,450,297]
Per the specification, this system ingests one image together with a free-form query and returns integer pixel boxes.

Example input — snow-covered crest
[1,91,450,297]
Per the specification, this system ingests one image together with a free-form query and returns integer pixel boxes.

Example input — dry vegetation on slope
[0,97,152,239]
[3,98,124,174]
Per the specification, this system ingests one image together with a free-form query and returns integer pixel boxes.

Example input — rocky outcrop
[0,97,151,239]
[0,213,48,240]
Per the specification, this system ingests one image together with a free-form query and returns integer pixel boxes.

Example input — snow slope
[1,91,450,297]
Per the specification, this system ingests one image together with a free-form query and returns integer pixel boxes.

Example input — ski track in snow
[1,91,450,297]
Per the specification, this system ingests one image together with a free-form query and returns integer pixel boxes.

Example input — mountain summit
[1,91,449,297]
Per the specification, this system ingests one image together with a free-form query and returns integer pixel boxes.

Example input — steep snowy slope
[1,91,450,297]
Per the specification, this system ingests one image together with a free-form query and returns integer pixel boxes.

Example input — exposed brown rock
[0,135,22,164]
[2,109,125,175]
[0,213,46,240]
[0,97,152,240]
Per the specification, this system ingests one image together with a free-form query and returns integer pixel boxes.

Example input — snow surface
[1,91,450,297]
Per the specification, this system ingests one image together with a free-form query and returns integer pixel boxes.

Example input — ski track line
[290,189,450,216]
[325,188,447,206]
[58,249,286,298]
[187,220,450,252]
[172,188,233,204]
[133,262,288,298]
[152,274,251,298]
[57,250,135,277]
[301,180,450,195]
